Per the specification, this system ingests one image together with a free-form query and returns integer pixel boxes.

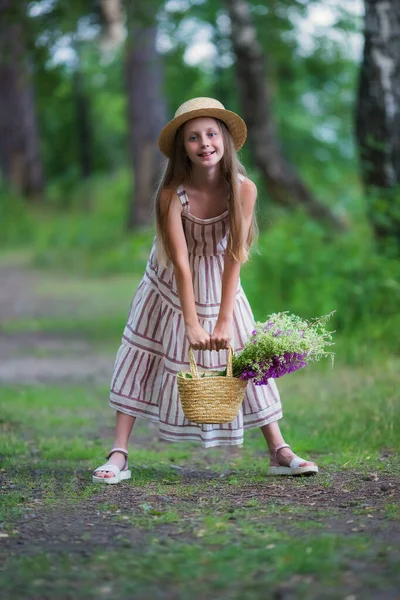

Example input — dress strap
[238,173,245,182]
[177,185,189,211]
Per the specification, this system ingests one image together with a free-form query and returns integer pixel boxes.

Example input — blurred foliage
[159,0,361,208]
[242,213,400,336]
[3,0,398,349]
[0,169,153,274]
[1,170,399,352]
[35,45,127,184]
[17,0,362,211]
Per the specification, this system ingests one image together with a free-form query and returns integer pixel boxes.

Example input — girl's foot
[93,449,128,480]
[268,443,318,476]
[270,445,316,468]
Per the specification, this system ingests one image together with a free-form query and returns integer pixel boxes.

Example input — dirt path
[1,260,399,599]
[0,263,112,384]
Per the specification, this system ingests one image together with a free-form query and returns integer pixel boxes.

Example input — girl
[93,97,318,483]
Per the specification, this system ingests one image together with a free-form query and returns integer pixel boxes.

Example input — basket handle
[188,346,233,378]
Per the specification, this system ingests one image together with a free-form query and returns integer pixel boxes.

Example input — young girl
[93,97,318,483]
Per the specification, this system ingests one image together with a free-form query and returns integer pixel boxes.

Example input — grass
[1,533,398,600]
[1,363,399,597]
[0,267,139,350]
[0,258,399,599]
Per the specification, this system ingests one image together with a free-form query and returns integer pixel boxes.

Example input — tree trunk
[98,0,125,51]
[73,65,92,180]
[0,0,44,198]
[356,0,400,247]
[125,1,166,229]
[226,0,345,231]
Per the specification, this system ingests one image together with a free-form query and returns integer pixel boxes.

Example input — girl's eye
[189,135,197,141]
[208,132,216,137]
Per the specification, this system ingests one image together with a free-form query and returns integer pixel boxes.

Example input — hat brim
[158,108,247,158]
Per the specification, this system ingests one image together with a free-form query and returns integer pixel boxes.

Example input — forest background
[1,0,399,354]
[1,1,400,598]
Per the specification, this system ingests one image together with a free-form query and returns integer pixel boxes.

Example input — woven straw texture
[158,97,247,157]
[177,346,248,424]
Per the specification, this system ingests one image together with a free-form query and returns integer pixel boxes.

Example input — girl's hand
[211,320,233,351]
[186,323,211,351]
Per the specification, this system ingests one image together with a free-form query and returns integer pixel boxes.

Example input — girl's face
[182,117,224,167]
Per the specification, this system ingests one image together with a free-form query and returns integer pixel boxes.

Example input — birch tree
[356,0,400,248]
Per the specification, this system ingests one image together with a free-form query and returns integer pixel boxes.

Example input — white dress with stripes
[109,179,282,447]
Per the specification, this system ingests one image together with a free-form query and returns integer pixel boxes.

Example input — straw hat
[158,97,247,158]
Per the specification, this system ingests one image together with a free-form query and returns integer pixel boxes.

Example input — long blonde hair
[155,119,257,264]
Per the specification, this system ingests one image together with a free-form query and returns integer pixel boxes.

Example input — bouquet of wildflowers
[230,311,335,384]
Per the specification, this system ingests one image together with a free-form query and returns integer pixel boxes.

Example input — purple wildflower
[253,352,307,383]
[272,329,282,337]
[231,311,335,383]
[239,369,257,381]
[237,352,308,384]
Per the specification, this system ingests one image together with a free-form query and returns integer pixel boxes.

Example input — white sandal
[92,447,132,484]
[267,443,318,476]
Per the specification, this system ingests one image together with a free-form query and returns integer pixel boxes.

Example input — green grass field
[0,255,399,599]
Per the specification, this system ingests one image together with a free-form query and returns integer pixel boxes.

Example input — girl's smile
[198,150,215,159]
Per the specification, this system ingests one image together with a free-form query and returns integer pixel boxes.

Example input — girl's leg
[94,411,136,478]
[260,421,316,467]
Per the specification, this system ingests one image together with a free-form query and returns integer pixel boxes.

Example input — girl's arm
[212,178,257,351]
[160,189,211,351]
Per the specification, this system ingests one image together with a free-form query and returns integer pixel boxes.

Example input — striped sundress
[109,177,283,447]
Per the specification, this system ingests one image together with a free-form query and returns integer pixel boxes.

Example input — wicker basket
[177,346,248,424]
